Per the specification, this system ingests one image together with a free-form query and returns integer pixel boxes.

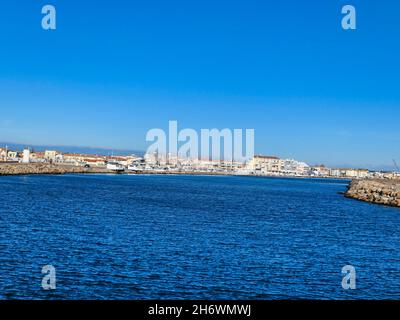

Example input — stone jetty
[0,163,113,176]
[0,163,225,176]
[345,179,400,207]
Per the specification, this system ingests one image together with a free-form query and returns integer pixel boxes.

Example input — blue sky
[0,0,399,169]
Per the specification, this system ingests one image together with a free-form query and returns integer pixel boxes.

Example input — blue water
[0,174,399,300]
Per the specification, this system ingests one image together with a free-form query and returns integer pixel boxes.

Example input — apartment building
[248,155,281,174]
[329,168,371,179]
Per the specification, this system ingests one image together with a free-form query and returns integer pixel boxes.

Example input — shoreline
[0,163,114,176]
[0,163,237,177]
[0,162,350,180]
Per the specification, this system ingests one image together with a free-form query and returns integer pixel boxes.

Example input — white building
[22,149,30,163]
[44,150,57,162]
[248,155,281,175]
[0,148,7,161]
[247,155,309,176]
[281,159,310,176]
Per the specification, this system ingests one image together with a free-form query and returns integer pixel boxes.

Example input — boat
[128,164,141,172]
[106,161,125,172]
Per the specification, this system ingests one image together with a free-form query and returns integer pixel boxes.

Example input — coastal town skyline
[0,138,399,172]
[2,144,399,180]
[1,140,399,174]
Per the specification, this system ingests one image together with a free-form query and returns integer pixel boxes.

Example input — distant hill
[0,142,145,157]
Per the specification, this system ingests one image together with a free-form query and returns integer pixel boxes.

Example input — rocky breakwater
[345,179,400,207]
[0,163,112,176]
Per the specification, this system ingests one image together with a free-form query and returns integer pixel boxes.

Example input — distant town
[1,146,399,179]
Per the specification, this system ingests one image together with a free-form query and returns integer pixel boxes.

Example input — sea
[0,174,399,299]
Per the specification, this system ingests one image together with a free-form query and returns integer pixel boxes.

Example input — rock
[345,179,400,207]
[0,163,113,176]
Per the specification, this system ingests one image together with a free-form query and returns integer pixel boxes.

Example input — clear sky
[0,0,399,169]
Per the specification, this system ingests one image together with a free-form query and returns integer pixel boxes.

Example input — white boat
[128,164,141,172]
[106,161,125,172]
